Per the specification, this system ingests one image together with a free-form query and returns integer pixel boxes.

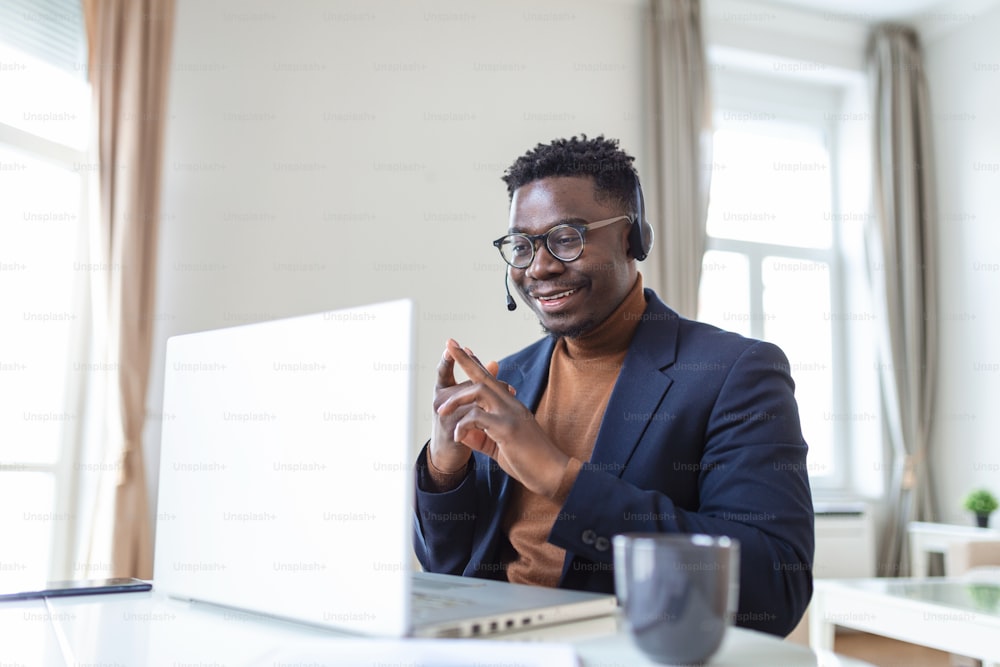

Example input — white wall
[146,0,648,523]
[704,0,867,71]
[922,2,1000,526]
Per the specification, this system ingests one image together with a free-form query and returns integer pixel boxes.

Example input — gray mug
[613,533,740,665]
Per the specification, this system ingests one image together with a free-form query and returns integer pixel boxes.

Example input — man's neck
[563,274,646,360]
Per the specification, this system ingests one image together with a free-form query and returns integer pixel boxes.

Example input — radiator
[812,502,876,578]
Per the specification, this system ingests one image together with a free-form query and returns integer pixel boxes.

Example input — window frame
[704,67,855,492]
[0,47,90,580]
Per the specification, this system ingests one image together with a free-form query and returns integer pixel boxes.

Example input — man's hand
[430,339,519,474]
[428,342,480,475]
[434,339,570,498]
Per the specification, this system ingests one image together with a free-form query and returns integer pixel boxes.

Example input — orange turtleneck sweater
[502,274,647,587]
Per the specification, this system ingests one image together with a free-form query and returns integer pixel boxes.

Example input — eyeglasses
[492,216,631,269]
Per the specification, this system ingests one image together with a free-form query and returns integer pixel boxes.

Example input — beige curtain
[78,0,176,579]
[647,0,713,318]
[867,24,939,577]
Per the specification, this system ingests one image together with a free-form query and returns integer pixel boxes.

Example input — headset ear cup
[639,220,653,260]
[628,177,653,261]
[627,220,647,261]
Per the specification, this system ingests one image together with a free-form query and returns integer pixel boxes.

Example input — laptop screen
[153,299,416,636]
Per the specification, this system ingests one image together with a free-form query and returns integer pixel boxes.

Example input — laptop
[153,298,615,638]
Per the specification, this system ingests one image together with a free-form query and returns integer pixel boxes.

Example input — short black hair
[501,134,638,214]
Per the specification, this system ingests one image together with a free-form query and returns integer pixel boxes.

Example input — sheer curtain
[867,24,939,576]
[646,0,713,318]
[74,0,176,579]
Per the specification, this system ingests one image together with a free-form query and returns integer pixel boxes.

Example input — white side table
[809,578,1000,667]
[908,521,1000,579]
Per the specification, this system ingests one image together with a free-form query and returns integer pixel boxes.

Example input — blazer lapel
[498,336,556,412]
[588,291,680,476]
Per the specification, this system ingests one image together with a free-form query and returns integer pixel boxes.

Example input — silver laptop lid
[154,299,415,636]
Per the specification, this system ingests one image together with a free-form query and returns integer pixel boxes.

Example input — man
[413,135,814,637]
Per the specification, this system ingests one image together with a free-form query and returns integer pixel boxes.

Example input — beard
[538,314,598,340]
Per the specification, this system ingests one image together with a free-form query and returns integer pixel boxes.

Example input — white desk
[908,521,1000,578]
[810,578,1000,667]
[2,589,876,667]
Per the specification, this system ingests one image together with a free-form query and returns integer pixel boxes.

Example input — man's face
[508,176,637,338]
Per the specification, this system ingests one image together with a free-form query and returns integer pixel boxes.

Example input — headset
[628,174,654,262]
[504,172,654,311]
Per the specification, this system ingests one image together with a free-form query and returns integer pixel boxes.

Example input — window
[0,0,89,582]
[698,68,858,490]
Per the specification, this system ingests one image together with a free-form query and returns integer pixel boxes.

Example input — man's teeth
[538,289,576,301]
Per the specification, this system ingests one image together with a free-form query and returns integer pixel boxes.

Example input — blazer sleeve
[548,340,814,637]
[412,444,479,575]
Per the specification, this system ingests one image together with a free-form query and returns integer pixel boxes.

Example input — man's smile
[536,288,577,301]
[529,285,585,312]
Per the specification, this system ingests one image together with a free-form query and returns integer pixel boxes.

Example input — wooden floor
[833,630,960,667]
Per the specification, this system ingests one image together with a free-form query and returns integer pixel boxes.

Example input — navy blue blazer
[414,289,814,637]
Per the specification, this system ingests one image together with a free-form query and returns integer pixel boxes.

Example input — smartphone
[0,577,151,602]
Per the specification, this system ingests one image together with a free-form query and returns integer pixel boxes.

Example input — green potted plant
[963,489,999,528]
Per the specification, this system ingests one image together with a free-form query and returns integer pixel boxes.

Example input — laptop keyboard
[413,591,473,611]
